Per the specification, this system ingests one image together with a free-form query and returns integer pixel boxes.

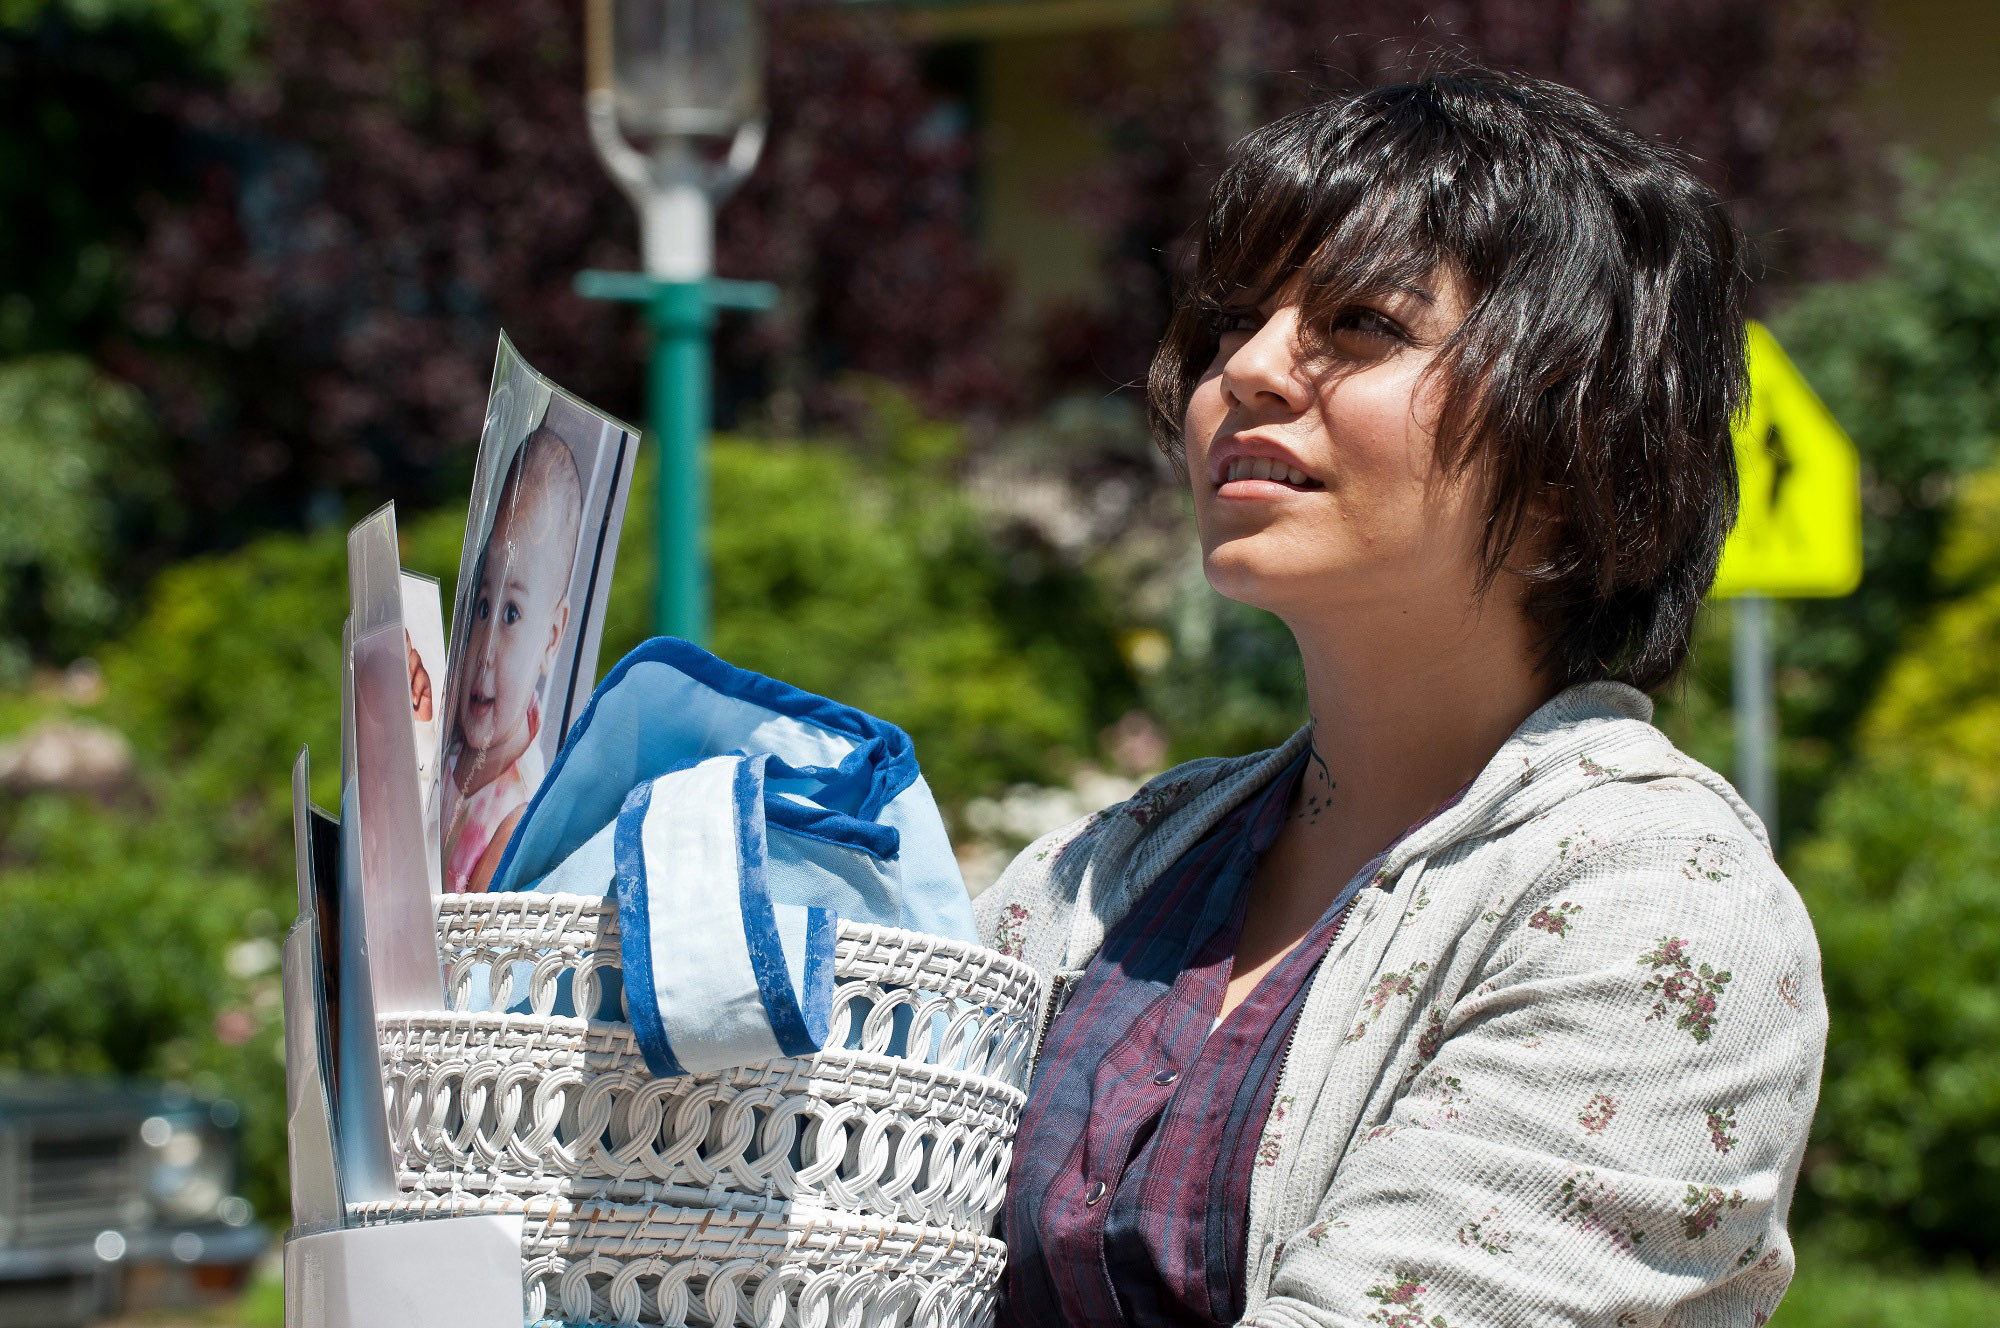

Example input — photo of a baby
[445,428,581,891]
[438,335,639,893]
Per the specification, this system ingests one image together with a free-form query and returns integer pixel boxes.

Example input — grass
[1771,1250,2000,1327]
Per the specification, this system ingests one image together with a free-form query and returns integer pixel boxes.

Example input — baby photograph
[439,335,638,893]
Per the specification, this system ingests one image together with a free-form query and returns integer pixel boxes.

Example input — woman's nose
[1220,307,1311,417]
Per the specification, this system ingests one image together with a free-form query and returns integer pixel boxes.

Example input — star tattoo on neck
[1291,740,1335,826]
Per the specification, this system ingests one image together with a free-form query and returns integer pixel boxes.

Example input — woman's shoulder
[1456,737,1821,1010]
[1405,699,1815,969]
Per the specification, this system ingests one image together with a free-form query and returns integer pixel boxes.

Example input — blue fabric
[486,637,973,1076]
[613,778,680,1075]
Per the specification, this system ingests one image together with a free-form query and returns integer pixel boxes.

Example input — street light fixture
[579,0,777,645]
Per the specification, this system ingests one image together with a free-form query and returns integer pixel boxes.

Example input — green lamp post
[578,0,777,645]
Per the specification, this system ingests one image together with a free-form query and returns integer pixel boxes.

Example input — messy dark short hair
[1149,66,1746,692]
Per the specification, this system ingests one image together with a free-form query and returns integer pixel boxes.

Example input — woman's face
[1183,271,1493,624]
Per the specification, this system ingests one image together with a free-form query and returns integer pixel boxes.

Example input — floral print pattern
[1122,778,1192,828]
[1457,1207,1513,1255]
[1529,900,1583,937]
[1638,936,1732,1043]
[1256,1094,1293,1167]
[1559,1170,1648,1253]
[976,709,1817,1328]
[1682,835,1732,883]
[1680,1184,1746,1240]
[1299,1216,1348,1249]
[1344,962,1432,1043]
[1556,829,1606,864]
[1415,1005,1447,1065]
[1579,1093,1618,1135]
[995,902,1030,959]
[1415,1073,1470,1127]
[1366,1279,1453,1328]
[1706,1105,1738,1154]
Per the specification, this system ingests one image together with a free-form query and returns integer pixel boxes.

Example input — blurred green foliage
[0,0,258,67]
[1785,459,2000,1264]
[1661,148,2000,839]
[1855,464,2000,802]
[1771,1245,2000,1327]
[0,505,449,1214]
[601,405,1134,808]
[0,414,1130,1220]
[0,3,251,366]
[0,354,167,678]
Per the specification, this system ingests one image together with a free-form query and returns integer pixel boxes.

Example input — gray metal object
[1733,595,1777,848]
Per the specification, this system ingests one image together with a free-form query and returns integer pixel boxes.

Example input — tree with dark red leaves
[1042,0,1883,399]
[119,0,1005,533]
[113,0,1881,533]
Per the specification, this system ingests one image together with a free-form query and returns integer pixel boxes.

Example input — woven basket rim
[353,1191,1008,1259]
[436,892,1036,985]
[379,1011,1029,1108]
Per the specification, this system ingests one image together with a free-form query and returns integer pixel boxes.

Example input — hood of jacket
[1369,680,1769,886]
[981,679,1771,990]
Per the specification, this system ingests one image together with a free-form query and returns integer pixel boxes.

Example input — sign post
[1710,321,1863,845]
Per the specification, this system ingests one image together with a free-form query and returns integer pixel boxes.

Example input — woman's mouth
[1218,454,1325,493]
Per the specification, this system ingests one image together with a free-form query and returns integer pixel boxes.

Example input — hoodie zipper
[1268,891,1354,1118]
[1250,879,1376,1291]
[1028,971,1076,1073]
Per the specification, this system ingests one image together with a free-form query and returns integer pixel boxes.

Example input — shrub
[1788,460,2000,1264]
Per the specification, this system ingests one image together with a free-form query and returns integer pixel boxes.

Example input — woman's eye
[502,601,521,626]
[1214,310,1261,335]
[475,595,489,621]
[1329,307,1404,341]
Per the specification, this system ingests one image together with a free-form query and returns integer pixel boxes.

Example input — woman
[977,67,1826,1327]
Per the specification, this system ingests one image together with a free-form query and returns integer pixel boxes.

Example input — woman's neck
[1287,592,1555,842]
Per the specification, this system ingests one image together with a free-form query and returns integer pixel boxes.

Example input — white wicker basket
[363,894,1040,1327]
[351,1191,1007,1328]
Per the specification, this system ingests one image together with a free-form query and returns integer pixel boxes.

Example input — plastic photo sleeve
[346,503,445,1015]
[437,332,639,895]
[399,570,447,889]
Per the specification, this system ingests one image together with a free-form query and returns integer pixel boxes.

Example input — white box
[284,1216,524,1328]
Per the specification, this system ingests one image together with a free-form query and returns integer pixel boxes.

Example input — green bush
[1791,762,2000,1260]
[0,354,167,680]
[601,423,1132,807]
[1783,459,2000,1264]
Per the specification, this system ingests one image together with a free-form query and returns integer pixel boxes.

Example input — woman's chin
[1201,544,1320,613]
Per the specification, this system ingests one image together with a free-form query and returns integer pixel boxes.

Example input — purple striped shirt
[998,750,1370,1327]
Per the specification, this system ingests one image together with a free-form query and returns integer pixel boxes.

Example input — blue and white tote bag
[487,638,977,1077]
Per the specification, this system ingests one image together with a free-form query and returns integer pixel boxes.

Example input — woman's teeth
[1224,456,1318,487]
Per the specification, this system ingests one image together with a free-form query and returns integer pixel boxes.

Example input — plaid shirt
[999,750,1372,1327]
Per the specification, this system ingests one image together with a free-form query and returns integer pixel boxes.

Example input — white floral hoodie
[975,682,1826,1328]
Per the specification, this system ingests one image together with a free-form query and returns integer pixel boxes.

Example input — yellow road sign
[1711,321,1862,598]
